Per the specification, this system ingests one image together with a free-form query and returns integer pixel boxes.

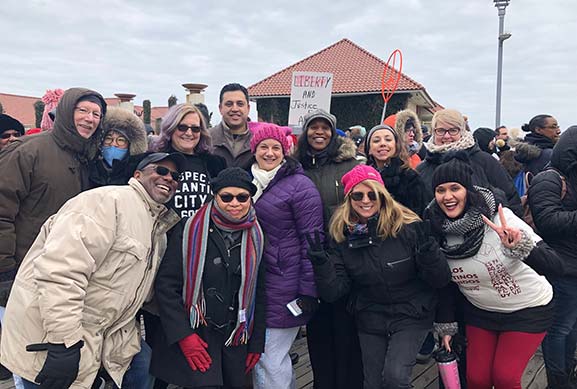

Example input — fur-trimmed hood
[100,107,147,155]
[334,136,358,163]
[395,109,423,147]
[512,140,542,164]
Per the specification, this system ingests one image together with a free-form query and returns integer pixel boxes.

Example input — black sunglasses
[176,124,202,133]
[1,132,21,139]
[350,191,377,201]
[218,193,251,203]
[147,165,181,181]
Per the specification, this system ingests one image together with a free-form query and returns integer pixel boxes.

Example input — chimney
[114,93,136,112]
[182,83,208,105]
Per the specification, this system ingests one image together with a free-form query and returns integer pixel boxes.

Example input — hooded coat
[0,88,106,281]
[392,110,423,169]
[528,126,577,276]
[88,106,148,187]
[513,133,555,176]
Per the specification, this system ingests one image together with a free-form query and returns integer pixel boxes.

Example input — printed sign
[288,71,334,130]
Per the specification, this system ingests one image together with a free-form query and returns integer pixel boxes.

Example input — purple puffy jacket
[254,158,324,328]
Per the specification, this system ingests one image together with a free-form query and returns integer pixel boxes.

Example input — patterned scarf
[424,129,476,154]
[440,187,496,260]
[182,201,264,346]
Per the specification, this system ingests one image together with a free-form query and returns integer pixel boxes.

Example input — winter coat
[395,109,423,168]
[254,158,324,328]
[369,157,432,217]
[312,220,451,334]
[0,88,107,276]
[0,178,179,388]
[167,151,227,218]
[514,133,555,176]
[417,144,523,216]
[210,122,253,170]
[150,219,266,387]
[528,126,577,276]
[298,137,359,228]
[88,106,148,188]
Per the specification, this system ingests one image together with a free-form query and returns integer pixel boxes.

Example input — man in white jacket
[0,152,184,389]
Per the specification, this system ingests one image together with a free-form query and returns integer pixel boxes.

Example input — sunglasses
[1,132,21,139]
[218,193,251,203]
[176,124,202,133]
[350,191,377,201]
[146,165,181,181]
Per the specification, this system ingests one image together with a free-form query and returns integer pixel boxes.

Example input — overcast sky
[2,0,576,130]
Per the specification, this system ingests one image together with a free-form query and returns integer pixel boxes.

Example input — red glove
[178,334,212,372]
[245,352,261,374]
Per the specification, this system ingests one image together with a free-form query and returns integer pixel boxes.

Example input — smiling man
[0,152,183,389]
[210,83,253,169]
[0,88,107,312]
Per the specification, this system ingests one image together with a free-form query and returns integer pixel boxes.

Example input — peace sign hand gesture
[482,204,521,249]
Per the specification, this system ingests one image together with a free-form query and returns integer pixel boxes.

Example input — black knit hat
[0,114,25,136]
[211,167,257,196]
[473,127,496,154]
[431,152,474,191]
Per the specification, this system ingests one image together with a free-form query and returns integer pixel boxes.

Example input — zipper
[335,180,341,203]
[385,257,411,269]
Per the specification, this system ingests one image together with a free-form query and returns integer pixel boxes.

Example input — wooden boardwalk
[0,338,549,388]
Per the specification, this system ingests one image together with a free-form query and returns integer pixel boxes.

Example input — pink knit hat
[249,122,291,155]
[341,165,384,196]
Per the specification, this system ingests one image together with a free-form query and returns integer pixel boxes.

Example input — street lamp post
[494,0,511,128]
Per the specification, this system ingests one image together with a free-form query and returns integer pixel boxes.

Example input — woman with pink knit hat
[305,164,451,389]
[248,123,324,389]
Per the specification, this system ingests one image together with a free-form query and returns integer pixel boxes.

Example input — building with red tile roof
[248,38,443,128]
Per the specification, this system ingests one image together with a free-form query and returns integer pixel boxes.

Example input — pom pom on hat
[341,165,384,196]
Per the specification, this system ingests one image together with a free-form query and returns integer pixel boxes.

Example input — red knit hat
[249,123,291,155]
[383,114,397,128]
[341,165,384,196]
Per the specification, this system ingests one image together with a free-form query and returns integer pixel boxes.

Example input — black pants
[358,328,428,389]
[306,299,363,389]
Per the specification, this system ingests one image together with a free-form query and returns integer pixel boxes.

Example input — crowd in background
[0,83,575,389]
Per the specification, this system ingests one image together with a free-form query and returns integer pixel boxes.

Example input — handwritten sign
[288,71,333,130]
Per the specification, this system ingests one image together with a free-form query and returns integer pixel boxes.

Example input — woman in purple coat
[249,123,324,389]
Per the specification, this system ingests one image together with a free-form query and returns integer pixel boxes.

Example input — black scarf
[439,187,496,260]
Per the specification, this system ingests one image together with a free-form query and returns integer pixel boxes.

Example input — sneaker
[0,364,11,381]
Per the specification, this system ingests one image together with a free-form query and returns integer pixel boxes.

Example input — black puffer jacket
[417,144,522,216]
[514,133,555,176]
[371,157,432,217]
[312,220,451,334]
[528,126,577,276]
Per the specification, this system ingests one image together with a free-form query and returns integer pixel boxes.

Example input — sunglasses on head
[218,193,251,203]
[176,124,202,133]
[350,191,377,201]
[147,165,181,181]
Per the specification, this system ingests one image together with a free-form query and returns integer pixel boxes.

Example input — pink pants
[466,325,545,389]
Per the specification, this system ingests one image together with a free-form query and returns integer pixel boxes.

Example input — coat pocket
[105,322,141,370]
[383,256,416,286]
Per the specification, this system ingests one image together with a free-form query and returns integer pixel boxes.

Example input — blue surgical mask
[102,146,128,166]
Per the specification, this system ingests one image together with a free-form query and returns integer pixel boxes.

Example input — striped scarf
[182,201,264,346]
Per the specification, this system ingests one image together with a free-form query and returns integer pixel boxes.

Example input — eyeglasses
[434,127,460,136]
[176,124,202,133]
[75,107,102,120]
[218,193,251,203]
[350,191,377,202]
[1,132,21,139]
[542,125,560,130]
[145,165,181,181]
[103,135,128,147]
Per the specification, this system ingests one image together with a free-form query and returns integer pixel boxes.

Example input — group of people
[0,82,575,389]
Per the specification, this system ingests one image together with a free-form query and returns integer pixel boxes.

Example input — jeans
[21,338,153,389]
[357,328,428,389]
[253,327,300,389]
[542,277,577,375]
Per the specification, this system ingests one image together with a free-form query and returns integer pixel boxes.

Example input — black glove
[0,269,17,307]
[305,231,328,265]
[414,221,435,254]
[297,295,319,314]
[26,341,84,389]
